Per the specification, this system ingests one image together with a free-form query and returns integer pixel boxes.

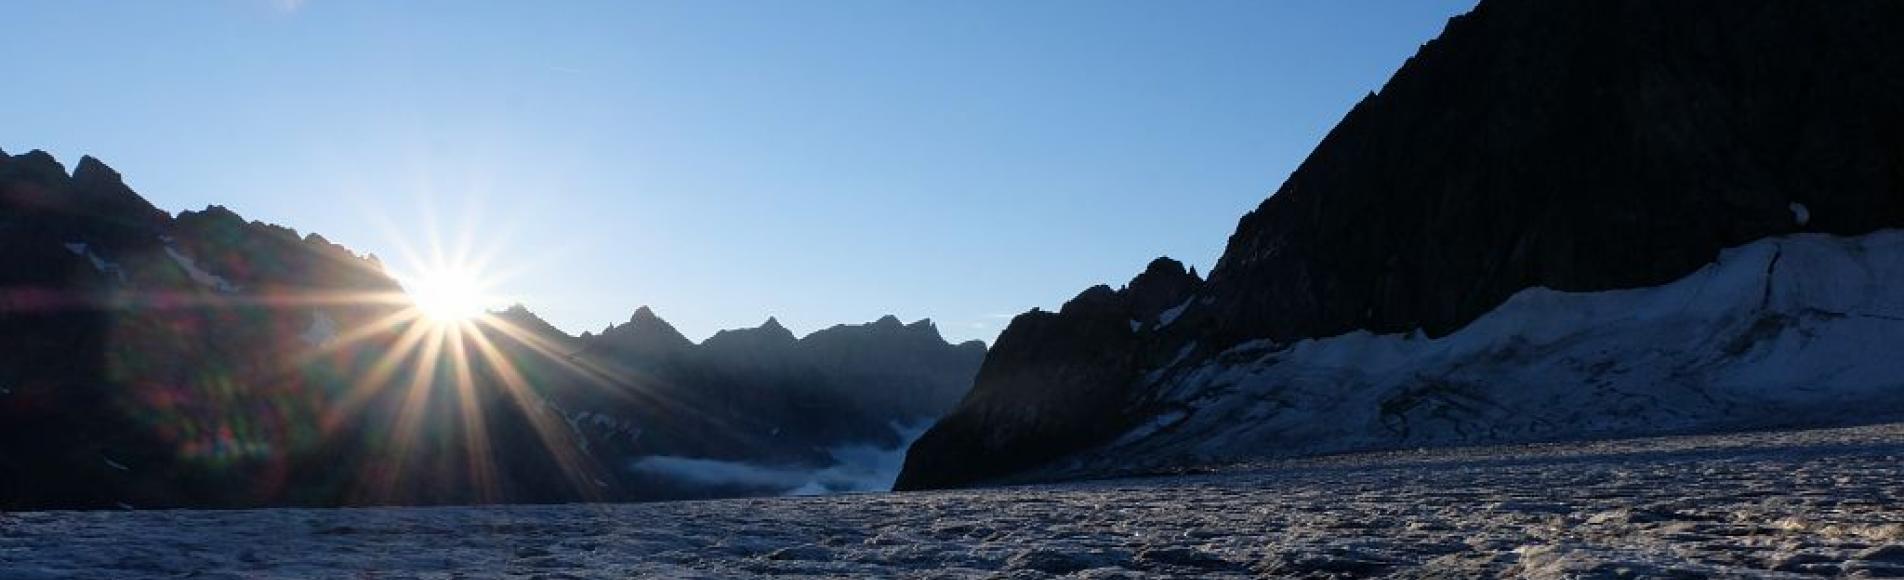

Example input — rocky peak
[1058,285,1121,317]
[904,318,944,341]
[761,316,786,332]
[70,156,121,185]
[174,205,247,235]
[600,306,695,355]
[5,149,66,182]
[491,304,574,342]
[69,156,169,230]
[1124,257,1201,323]
[703,316,799,351]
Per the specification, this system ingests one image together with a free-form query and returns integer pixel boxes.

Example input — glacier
[1042,231,1904,478]
[3,423,1900,578]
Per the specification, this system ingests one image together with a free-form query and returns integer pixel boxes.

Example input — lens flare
[402,267,491,324]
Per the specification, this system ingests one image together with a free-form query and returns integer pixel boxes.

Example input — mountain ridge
[0,149,985,508]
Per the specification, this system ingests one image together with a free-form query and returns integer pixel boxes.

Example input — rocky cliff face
[897,0,1904,490]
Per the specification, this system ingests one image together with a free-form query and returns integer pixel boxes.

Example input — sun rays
[402,267,493,324]
[280,219,615,504]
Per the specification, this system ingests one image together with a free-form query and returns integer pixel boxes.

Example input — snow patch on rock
[63,242,127,283]
[162,246,236,292]
[1155,299,1192,329]
[299,312,338,347]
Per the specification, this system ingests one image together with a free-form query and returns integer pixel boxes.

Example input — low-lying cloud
[629,421,930,496]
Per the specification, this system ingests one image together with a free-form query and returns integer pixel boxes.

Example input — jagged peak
[705,315,798,347]
[179,204,246,224]
[1140,256,1188,277]
[2,149,69,185]
[630,305,661,323]
[906,318,946,342]
[71,155,121,184]
[17,149,64,173]
[1127,256,1200,289]
[800,314,965,347]
[1060,285,1121,315]
[608,305,692,349]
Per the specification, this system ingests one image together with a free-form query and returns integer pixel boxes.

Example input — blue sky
[3,0,1477,344]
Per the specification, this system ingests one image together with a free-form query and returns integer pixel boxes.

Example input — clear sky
[3,0,1477,344]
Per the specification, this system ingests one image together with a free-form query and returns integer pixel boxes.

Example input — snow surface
[162,246,237,292]
[61,242,126,283]
[4,423,1902,578]
[298,312,338,347]
[1052,231,1904,477]
[1155,299,1192,329]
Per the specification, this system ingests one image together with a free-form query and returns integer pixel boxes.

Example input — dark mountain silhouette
[0,149,984,508]
[898,0,1904,490]
[550,307,985,487]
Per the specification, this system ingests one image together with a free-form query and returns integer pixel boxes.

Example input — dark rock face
[899,261,1200,489]
[794,316,990,421]
[898,0,1904,490]
[596,306,696,359]
[558,308,987,480]
[0,150,986,508]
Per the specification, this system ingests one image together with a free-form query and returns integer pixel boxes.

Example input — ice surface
[4,423,1900,578]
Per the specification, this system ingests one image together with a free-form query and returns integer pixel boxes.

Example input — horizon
[3,0,1478,344]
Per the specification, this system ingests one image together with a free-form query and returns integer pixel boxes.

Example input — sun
[403,267,493,323]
